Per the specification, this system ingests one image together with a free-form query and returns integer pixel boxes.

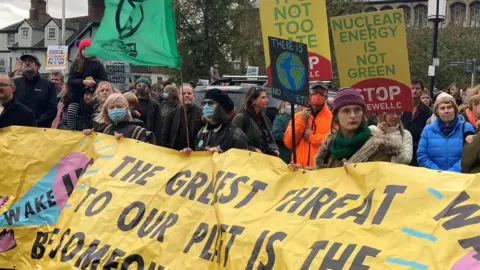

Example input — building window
[47,27,56,39]
[399,5,411,25]
[380,6,393,11]
[414,4,428,25]
[7,33,14,45]
[364,7,377,13]
[471,2,480,27]
[450,3,467,25]
[21,28,29,38]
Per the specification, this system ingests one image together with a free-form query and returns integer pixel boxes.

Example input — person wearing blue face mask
[180,89,248,156]
[84,93,149,142]
[160,84,180,121]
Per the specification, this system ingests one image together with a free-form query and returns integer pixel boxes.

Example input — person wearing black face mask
[133,77,162,145]
[162,84,203,150]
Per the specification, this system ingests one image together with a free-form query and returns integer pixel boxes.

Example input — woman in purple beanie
[314,88,402,169]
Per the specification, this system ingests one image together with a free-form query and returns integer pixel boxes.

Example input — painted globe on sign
[275,52,307,91]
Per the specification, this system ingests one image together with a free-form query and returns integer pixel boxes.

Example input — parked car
[194,76,280,123]
[194,76,334,123]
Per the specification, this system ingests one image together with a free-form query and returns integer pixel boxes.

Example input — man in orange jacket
[284,83,332,167]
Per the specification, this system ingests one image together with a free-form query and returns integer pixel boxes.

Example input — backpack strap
[462,121,468,145]
[103,124,113,135]
[145,131,156,145]
[132,126,144,140]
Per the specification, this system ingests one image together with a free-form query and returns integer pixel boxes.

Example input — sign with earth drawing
[268,36,309,106]
[259,0,332,83]
[331,9,413,114]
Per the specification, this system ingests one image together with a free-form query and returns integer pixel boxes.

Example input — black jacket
[134,98,162,145]
[14,75,57,127]
[232,111,279,156]
[67,57,108,99]
[401,102,433,166]
[195,122,248,152]
[161,99,180,119]
[0,97,37,129]
[103,120,148,143]
[162,104,203,150]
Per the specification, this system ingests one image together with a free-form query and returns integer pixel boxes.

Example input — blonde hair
[95,93,132,124]
[95,81,114,103]
[277,101,290,114]
[123,92,138,107]
[469,94,480,109]
[462,88,480,110]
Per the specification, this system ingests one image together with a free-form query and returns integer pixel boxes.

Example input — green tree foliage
[172,0,364,83]
[172,0,480,93]
[326,0,365,86]
[407,25,480,91]
[173,0,237,83]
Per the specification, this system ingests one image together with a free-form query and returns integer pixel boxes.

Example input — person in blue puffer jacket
[417,93,475,172]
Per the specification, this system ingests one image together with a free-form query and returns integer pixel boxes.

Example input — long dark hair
[74,53,87,73]
[241,87,265,115]
[446,83,459,95]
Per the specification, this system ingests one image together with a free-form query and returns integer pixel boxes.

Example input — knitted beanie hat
[332,88,366,115]
[134,77,152,89]
[433,93,458,117]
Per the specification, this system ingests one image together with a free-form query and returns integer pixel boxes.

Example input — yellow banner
[259,0,332,82]
[0,127,479,269]
[331,10,413,114]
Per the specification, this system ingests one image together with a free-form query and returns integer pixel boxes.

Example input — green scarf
[329,127,372,161]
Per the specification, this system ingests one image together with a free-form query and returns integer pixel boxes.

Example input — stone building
[364,0,480,27]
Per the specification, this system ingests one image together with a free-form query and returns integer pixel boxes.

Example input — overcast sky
[0,0,88,28]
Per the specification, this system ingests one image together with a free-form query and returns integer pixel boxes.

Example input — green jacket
[462,135,480,174]
[273,113,292,164]
[232,111,278,155]
[272,113,291,142]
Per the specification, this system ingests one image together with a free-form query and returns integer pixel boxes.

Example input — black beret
[204,89,234,113]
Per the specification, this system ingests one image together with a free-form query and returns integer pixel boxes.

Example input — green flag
[86,0,180,68]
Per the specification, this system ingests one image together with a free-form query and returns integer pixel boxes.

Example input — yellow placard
[331,10,413,114]
[259,0,332,81]
[45,45,68,70]
[0,127,479,269]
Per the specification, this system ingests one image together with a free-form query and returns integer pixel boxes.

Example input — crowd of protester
[3,38,480,174]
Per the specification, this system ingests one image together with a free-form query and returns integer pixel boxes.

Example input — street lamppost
[427,0,446,99]
[232,59,241,74]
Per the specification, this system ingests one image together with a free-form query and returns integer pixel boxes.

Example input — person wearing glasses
[180,89,248,155]
[314,88,402,169]
[232,87,279,156]
[283,83,332,167]
[0,75,37,128]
